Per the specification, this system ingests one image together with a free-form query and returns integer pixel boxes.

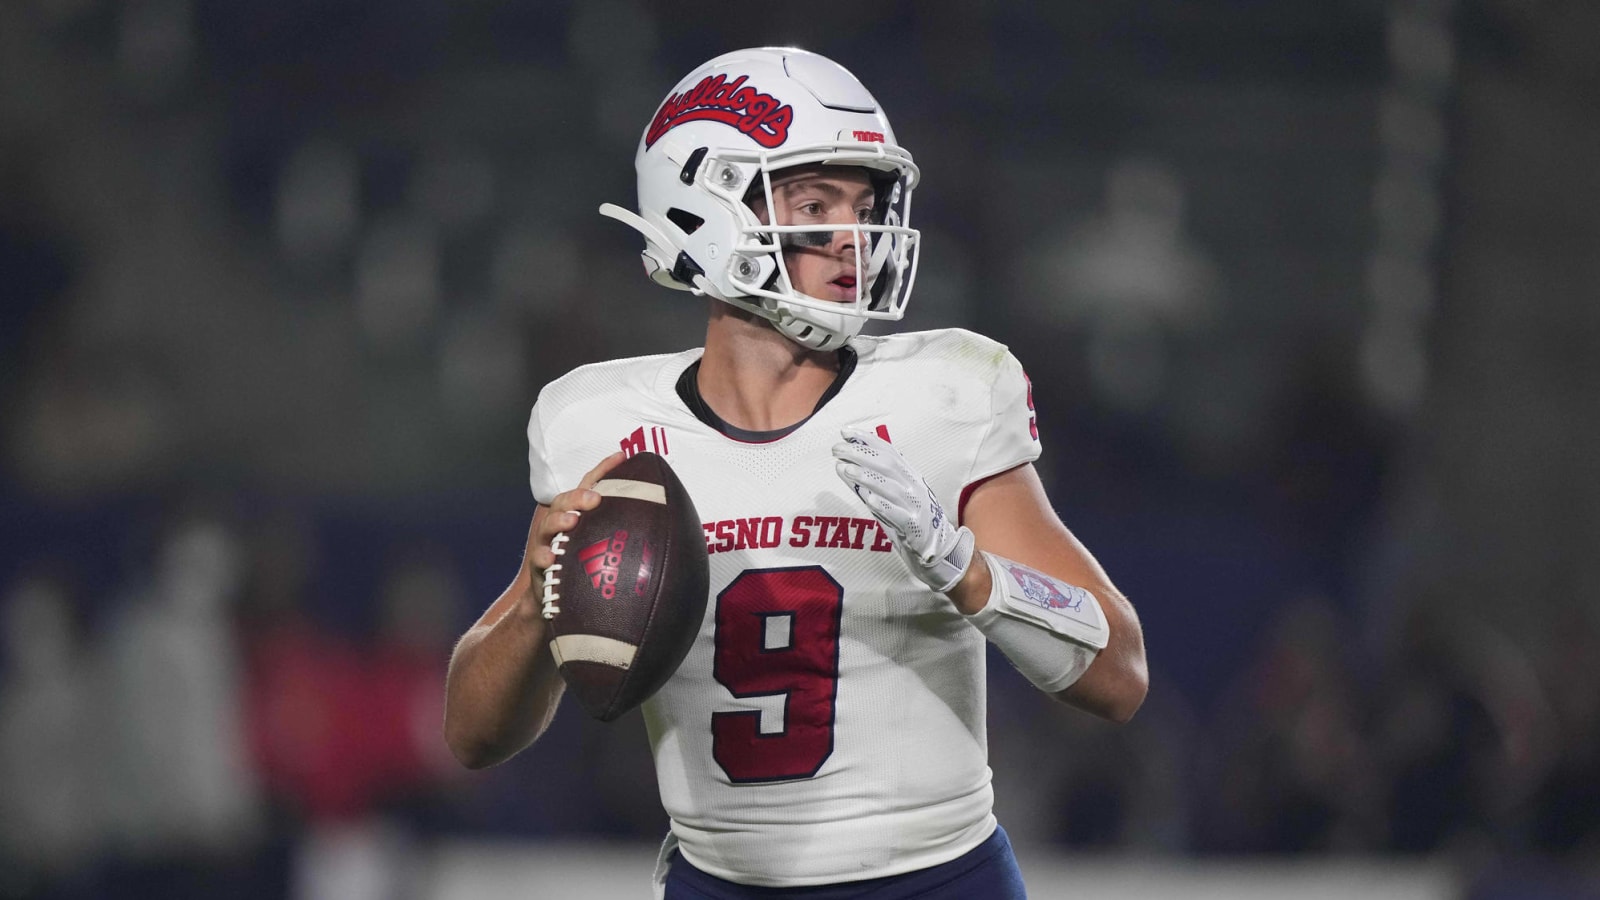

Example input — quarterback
[444,48,1149,898]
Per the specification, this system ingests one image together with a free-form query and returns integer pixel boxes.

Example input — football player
[444,47,1149,898]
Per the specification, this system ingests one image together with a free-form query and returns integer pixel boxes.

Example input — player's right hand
[832,426,975,594]
[528,451,627,575]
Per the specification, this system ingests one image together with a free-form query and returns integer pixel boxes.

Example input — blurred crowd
[3,503,1598,900]
[0,511,462,899]
[4,0,1600,898]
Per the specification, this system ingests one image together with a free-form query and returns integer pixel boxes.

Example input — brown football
[543,452,708,721]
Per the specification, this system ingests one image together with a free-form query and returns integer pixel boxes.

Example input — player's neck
[698,302,841,433]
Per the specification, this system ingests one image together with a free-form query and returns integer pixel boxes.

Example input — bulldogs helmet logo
[645,74,794,149]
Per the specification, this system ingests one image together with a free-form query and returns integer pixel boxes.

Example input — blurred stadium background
[2,0,1597,897]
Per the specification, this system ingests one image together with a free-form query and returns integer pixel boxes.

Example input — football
[542,451,709,721]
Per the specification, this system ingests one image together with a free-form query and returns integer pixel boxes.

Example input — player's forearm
[1053,587,1147,722]
[444,593,565,769]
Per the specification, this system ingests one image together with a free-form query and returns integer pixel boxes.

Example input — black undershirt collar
[676,345,858,443]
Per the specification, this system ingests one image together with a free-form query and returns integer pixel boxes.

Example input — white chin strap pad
[598,202,863,351]
[773,304,862,351]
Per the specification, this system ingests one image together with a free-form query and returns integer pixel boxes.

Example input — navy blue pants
[663,825,1027,899]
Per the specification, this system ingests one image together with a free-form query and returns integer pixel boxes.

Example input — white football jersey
[527,328,1040,887]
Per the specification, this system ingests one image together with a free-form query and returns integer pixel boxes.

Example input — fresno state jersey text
[702,514,897,556]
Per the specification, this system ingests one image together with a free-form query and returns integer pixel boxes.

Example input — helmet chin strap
[768,229,870,348]
[699,282,858,351]
[689,252,861,351]
[601,202,861,351]
[769,301,862,351]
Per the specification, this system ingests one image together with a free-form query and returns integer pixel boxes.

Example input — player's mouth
[828,274,858,300]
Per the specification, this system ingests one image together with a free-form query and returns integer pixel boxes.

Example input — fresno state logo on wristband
[1006,562,1084,611]
[645,74,794,149]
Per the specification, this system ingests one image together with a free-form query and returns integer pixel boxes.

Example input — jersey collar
[675,345,858,444]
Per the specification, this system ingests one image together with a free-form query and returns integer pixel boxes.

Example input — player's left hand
[832,426,974,593]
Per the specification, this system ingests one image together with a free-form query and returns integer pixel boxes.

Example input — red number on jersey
[711,567,843,782]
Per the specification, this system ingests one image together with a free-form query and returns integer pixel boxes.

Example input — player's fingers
[839,425,888,449]
[539,489,586,527]
[836,460,903,505]
[836,463,913,530]
[833,439,911,483]
[866,494,914,531]
[834,460,876,494]
[579,451,628,491]
[832,441,890,478]
[530,528,572,575]
[542,451,628,524]
[838,428,913,473]
[529,542,557,571]
[832,432,887,461]
[550,451,628,514]
[836,454,919,512]
[528,509,564,570]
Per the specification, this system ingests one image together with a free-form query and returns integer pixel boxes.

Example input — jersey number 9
[711,567,843,782]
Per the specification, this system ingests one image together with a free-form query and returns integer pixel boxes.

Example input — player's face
[751,167,878,303]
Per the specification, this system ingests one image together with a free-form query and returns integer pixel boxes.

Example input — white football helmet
[600,47,921,351]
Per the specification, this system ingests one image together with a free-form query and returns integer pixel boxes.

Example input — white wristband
[966,552,1106,693]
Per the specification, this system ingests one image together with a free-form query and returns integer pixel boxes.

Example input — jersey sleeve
[526,397,561,506]
[966,348,1042,486]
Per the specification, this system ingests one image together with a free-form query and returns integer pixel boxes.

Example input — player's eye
[855,207,875,224]
[797,201,824,217]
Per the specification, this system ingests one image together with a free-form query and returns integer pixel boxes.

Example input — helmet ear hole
[665,208,704,235]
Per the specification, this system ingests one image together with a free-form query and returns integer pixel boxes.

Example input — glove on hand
[831,426,975,593]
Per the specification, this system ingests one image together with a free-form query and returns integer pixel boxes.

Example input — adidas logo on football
[577,530,630,599]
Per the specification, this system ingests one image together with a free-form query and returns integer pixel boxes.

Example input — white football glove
[831,426,975,593]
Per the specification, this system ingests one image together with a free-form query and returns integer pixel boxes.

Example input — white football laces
[541,532,569,619]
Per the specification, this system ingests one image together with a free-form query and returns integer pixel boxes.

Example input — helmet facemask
[704,148,919,349]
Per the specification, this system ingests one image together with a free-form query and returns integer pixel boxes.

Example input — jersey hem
[671,811,997,889]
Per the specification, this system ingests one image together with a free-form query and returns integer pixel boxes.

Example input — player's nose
[825,213,866,257]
